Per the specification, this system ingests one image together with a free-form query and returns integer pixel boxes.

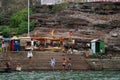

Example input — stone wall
[88,59,120,70]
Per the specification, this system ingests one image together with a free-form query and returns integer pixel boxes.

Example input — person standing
[50,57,56,71]
[67,58,72,70]
[100,48,103,59]
[27,50,33,62]
[62,58,67,71]
[2,41,6,52]
[85,50,89,58]
[31,39,34,50]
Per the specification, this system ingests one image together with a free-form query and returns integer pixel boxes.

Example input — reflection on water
[0,71,120,80]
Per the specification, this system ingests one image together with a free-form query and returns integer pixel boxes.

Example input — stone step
[0,51,91,70]
[9,56,83,60]
[1,59,90,69]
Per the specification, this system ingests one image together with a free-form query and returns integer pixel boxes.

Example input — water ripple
[0,71,120,80]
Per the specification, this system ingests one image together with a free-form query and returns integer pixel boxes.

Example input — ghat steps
[0,51,120,71]
[0,51,91,71]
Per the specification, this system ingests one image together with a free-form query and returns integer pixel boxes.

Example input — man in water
[62,58,67,71]
[67,58,72,70]
[5,61,11,72]
[16,63,22,71]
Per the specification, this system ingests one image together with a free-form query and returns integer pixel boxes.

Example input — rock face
[30,2,120,52]
[31,2,120,28]
[0,1,120,52]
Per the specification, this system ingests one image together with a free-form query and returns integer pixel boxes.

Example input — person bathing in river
[5,61,11,68]
[50,57,56,71]
[16,63,22,71]
[62,58,67,71]
[67,58,72,70]
[5,60,11,72]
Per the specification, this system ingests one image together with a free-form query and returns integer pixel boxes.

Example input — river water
[0,71,120,80]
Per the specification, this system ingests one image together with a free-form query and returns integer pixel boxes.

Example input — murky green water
[0,71,120,80]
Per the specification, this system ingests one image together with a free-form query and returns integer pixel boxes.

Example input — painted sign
[41,0,61,5]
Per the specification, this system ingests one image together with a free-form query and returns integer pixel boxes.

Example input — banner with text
[41,0,61,5]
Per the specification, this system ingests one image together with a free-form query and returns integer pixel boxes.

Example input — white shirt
[16,66,22,71]
[2,43,6,48]
[27,51,33,58]
[31,41,34,46]
[50,58,55,66]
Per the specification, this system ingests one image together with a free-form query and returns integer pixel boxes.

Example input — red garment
[85,51,89,58]
[6,61,10,68]
[69,31,73,37]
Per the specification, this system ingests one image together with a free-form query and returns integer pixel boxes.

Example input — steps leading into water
[0,51,90,71]
[0,51,120,71]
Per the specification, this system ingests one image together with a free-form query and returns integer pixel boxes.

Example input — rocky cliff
[0,1,120,52]
[30,2,120,52]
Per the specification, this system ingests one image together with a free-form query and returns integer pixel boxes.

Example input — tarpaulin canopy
[11,36,19,40]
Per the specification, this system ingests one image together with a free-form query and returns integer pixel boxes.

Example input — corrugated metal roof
[91,39,99,42]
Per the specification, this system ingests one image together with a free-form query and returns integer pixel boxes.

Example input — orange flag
[69,31,73,37]
[50,29,54,37]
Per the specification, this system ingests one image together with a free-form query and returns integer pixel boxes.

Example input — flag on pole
[50,29,54,37]
[69,31,73,37]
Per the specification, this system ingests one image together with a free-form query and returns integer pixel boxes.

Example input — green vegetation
[0,8,35,37]
[0,26,10,38]
[17,21,35,34]
[0,13,4,25]
[10,8,32,28]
